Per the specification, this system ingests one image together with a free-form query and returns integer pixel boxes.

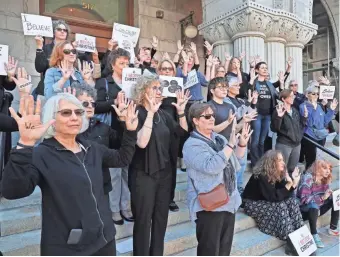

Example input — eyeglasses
[199,114,215,120]
[56,28,68,33]
[161,67,174,72]
[63,49,77,55]
[152,86,163,92]
[57,109,85,117]
[309,92,319,96]
[82,101,96,108]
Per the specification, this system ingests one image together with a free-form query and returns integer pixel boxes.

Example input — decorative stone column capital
[265,37,287,44]
[286,42,305,49]
[212,40,232,47]
[231,32,266,41]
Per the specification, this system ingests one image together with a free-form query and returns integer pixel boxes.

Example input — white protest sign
[143,69,155,76]
[21,13,53,37]
[319,85,335,100]
[122,68,142,98]
[288,225,317,256]
[75,34,96,53]
[119,39,135,63]
[0,45,9,76]
[113,23,140,47]
[332,189,340,211]
[160,76,183,97]
[184,69,199,89]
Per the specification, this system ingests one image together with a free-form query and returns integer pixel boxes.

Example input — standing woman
[1,94,138,255]
[129,75,190,255]
[183,103,252,256]
[44,41,93,100]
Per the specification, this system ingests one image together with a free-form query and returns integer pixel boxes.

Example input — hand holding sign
[21,13,53,38]
[332,189,340,211]
[35,35,44,49]
[4,55,18,78]
[108,39,119,51]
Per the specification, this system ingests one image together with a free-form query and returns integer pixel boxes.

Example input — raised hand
[78,60,93,81]
[249,56,256,67]
[285,172,293,184]
[239,51,246,60]
[92,48,100,64]
[177,40,184,52]
[59,60,73,80]
[63,87,76,96]
[243,110,258,123]
[13,67,32,97]
[226,109,236,126]
[303,104,308,118]
[276,103,286,117]
[181,50,189,63]
[145,91,162,113]
[248,89,258,104]
[225,53,232,62]
[318,76,330,85]
[212,56,220,65]
[228,118,239,147]
[35,35,44,49]
[206,55,213,67]
[4,55,18,79]
[292,167,301,185]
[134,57,142,67]
[321,99,328,106]
[112,92,130,119]
[162,52,170,60]
[172,90,191,114]
[287,56,294,68]
[203,41,213,55]
[238,122,253,146]
[151,36,159,49]
[190,42,197,54]
[124,101,139,131]
[108,39,119,51]
[255,55,261,64]
[249,69,258,85]
[330,98,338,110]
[9,96,55,146]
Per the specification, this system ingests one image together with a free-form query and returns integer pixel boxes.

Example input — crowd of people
[0,19,339,256]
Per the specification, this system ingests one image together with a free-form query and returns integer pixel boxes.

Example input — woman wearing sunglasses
[44,41,93,100]
[299,84,338,169]
[1,92,138,256]
[183,103,252,256]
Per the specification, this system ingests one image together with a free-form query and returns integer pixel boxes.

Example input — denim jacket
[44,67,83,100]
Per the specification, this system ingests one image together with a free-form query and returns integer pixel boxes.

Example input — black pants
[91,240,116,256]
[196,211,235,256]
[301,198,339,234]
[130,167,172,256]
[300,134,326,170]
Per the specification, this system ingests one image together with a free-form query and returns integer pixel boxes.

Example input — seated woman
[243,150,304,255]
[183,103,252,256]
[297,160,339,248]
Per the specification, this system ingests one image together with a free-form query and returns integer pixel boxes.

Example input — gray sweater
[183,131,242,222]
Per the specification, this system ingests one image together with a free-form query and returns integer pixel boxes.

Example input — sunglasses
[56,28,68,33]
[200,114,215,120]
[152,86,163,92]
[161,67,174,72]
[57,109,85,117]
[309,92,319,96]
[82,101,96,108]
[63,49,77,55]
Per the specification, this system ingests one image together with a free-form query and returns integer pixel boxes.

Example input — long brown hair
[228,57,243,73]
[49,40,75,67]
[252,150,286,184]
[307,160,332,185]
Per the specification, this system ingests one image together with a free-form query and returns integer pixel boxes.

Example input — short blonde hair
[157,59,176,76]
[132,74,160,105]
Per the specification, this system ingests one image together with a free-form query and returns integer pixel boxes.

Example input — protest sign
[332,189,340,211]
[319,85,335,100]
[160,76,183,97]
[143,69,156,76]
[122,68,142,98]
[21,13,53,37]
[184,69,199,89]
[288,225,317,256]
[112,23,140,47]
[0,45,9,76]
[119,39,135,63]
[75,34,96,53]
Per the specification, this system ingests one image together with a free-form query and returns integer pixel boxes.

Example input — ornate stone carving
[273,0,284,9]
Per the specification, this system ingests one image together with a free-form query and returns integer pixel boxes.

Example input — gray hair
[52,20,71,39]
[188,103,215,128]
[42,93,85,139]
[132,74,160,105]
[71,81,97,100]
[305,84,319,94]
[107,48,131,72]
[288,80,297,86]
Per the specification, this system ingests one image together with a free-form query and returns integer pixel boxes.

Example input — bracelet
[17,142,34,148]
[143,125,152,129]
[226,144,234,150]
[178,113,185,118]
[238,143,247,147]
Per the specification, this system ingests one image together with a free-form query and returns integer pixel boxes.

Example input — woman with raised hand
[183,103,252,256]
[1,93,138,256]
[44,41,93,100]
[129,75,190,255]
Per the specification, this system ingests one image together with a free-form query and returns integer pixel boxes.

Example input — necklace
[154,111,161,124]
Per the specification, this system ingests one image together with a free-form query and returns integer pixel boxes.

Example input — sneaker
[112,212,124,225]
[169,201,179,212]
[328,227,339,236]
[120,210,134,222]
[312,234,325,248]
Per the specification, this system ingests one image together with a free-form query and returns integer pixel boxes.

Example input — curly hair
[307,159,332,185]
[49,41,76,67]
[131,74,160,105]
[107,48,131,72]
[71,81,97,101]
[252,150,286,184]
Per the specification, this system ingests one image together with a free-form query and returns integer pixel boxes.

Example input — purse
[195,182,230,211]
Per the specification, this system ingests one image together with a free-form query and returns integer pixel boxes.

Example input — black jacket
[35,43,55,95]
[1,130,137,256]
[0,113,18,132]
[271,107,306,147]
[293,91,307,110]
[0,75,15,113]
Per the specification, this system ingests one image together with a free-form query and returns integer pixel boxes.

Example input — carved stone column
[285,42,304,91]
[265,37,286,81]
[212,40,233,63]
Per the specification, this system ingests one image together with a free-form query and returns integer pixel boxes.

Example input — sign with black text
[184,69,199,89]
[160,76,183,97]
[0,44,9,76]
[113,23,140,47]
[319,86,335,100]
[122,68,142,98]
[75,34,96,53]
[332,189,340,211]
[288,225,317,256]
[119,39,135,63]
[21,13,53,37]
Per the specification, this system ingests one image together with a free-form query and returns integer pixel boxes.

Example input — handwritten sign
[75,34,96,53]
[332,189,340,211]
[122,68,142,98]
[319,85,335,100]
[0,44,8,76]
[113,23,140,47]
[184,69,199,89]
[289,225,317,256]
[160,76,183,97]
[21,13,53,37]
[118,39,135,63]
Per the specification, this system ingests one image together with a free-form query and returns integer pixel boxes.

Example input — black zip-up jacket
[1,130,136,256]
[271,107,306,147]
[35,43,55,96]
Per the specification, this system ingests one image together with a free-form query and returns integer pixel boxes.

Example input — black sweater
[243,174,294,202]
[35,43,55,96]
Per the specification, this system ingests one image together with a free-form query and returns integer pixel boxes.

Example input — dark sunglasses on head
[161,67,174,72]
[56,27,68,33]
[57,109,85,117]
[82,101,96,108]
[63,49,77,55]
[309,92,319,96]
[200,114,215,120]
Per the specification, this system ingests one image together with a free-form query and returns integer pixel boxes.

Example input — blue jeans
[250,114,271,166]
[236,148,247,189]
